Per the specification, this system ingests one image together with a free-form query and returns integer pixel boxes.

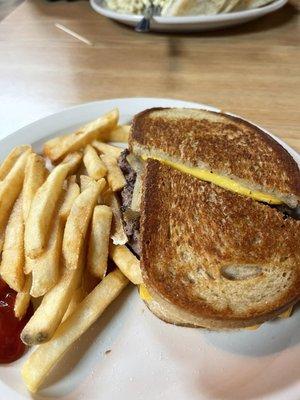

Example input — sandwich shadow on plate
[143,302,300,400]
[204,304,300,357]
[196,308,300,400]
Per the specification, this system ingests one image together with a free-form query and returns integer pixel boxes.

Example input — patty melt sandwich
[118,108,300,329]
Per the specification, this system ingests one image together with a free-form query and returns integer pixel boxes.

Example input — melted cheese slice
[139,284,153,302]
[278,306,293,319]
[142,156,282,205]
[245,325,261,330]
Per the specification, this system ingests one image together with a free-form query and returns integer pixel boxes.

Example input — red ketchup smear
[0,278,33,364]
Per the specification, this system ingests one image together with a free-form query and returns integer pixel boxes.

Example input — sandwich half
[139,159,300,329]
[118,107,300,329]
[131,108,300,208]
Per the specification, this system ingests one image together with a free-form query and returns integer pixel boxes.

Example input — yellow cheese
[139,284,153,302]
[245,307,293,330]
[278,306,293,319]
[142,156,283,205]
[245,325,261,330]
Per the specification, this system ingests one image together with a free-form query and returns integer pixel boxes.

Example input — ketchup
[0,278,33,363]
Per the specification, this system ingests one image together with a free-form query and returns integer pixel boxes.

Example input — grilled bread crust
[131,108,300,207]
[140,160,300,329]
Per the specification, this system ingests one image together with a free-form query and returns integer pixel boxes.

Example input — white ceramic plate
[0,98,299,400]
[90,0,287,32]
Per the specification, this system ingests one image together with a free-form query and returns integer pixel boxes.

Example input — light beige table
[0,0,299,151]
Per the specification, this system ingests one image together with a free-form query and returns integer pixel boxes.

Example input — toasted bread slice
[131,108,300,208]
[140,160,300,329]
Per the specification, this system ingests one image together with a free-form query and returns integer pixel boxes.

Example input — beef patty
[118,149,141,256]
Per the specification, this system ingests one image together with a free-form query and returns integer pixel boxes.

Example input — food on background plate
[0,105,299,393]
[104,0,276,15]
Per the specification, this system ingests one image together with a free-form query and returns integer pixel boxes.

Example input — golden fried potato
[101,154,126,192]
[23,153,48,221]
[43,109,119,162]
[87,205,112,279]
[83,144,107,180]
[63,179,105,270]
[25,152,81,259]
[109,244,142,285]
[0,194,25,292]
[21,269,128,393]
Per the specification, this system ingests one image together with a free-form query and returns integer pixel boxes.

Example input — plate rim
[90,0,287,24]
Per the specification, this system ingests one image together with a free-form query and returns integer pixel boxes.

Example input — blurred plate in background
[90,0,287,32]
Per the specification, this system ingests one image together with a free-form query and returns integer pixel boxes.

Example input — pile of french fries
[0,109,143,393]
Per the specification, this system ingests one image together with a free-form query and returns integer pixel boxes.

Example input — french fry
[21,253,84,346]
[25,152,82,259]
[109,244,142,285]
[63,179,106,270]
[102,190,127,245]
[0,227,5,254]
[29,217,64,298]
[0,145,31,180]
[14,275,32,319]
[41,135,66,154]
[87,205,112,279]
[99,125,130,142]
[0,149,30,233]
[83,144,107,180]
[23,153,48,221]
[100,154,126,192]
[59,177,80,222]
[43,109,119,162]
[80,175,95,192]
[92,140,122,159]
[61,151,83,175]
[0,194,25,292]
[62,286,86,323]
[21,269,128,393]
[30,180,80,297]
